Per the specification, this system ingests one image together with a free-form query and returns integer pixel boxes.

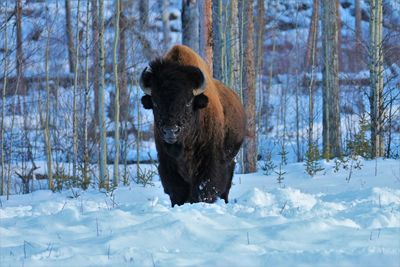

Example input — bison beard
[139,45,246,207]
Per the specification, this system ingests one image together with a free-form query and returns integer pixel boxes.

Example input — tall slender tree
[16,0,25,95]
[113,0,121,187]
[44,10,53,190]
[98,0,108,189]
[242,0,256,173]
[91,0,100,127]
[369,0,384,157]
[321,0,342,159]
[1,0,9,195]
[72,0,81,181]
[83,0,91,189]
[65,0,76,73]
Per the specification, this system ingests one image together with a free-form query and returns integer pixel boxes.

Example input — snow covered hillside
[1,158,399,267]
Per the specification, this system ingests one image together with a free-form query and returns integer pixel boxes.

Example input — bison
[139,45,246,206]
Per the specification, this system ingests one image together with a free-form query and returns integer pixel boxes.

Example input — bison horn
[193,70,206,96]
[139,66,152,96]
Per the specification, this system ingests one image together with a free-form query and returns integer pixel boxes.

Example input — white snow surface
[1,159,400,267]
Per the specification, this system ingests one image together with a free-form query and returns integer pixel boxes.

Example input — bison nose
[161,125,181,143]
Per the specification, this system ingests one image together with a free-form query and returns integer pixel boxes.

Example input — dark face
[140,60,209,144]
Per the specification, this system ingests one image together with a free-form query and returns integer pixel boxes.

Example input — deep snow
[1,158,399,267]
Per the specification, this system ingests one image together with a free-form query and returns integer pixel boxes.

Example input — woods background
[0,0,399,196]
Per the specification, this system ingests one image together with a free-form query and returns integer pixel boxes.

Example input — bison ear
[141,95,153,109]
[193,94,208,110]
[183,66,206,91]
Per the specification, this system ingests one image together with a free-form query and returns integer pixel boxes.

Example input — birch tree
[321,0,342,159]
[44,11,53,190]
[65,0,76,73]
[369,0,385,157]
[113,0,121,187]
[98,0,108,189]
[1,0,9,195]
[72,0,80,181]
[91,0,100,127]
[242,0,256,173]
[83,0,91,189]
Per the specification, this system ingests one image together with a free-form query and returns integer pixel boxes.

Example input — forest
[1,1,400,266]
[0,0,399,194]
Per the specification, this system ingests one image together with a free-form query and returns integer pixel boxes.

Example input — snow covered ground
[1,158,399,267]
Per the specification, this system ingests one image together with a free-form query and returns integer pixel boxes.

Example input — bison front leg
[220,160,236,203]
[158,163,190,207]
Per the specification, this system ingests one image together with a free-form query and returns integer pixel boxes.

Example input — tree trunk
[83,0,90,189]
[16,0,25,95]
[369,0,385,158]
[113,0,121,187]
[119,4,129,122]
[1,0,9,195]
[304,0,319,70]
[322,0,342,159]
[91,0,100,127]
[336,0,342,71]
[182,0,199,53]
[98,0,108,189]
[72,0,81,181]
[212,0,223,80]
[161,0,171,51]
[44,13,54,190]
[199,0,213,72]
[65,0,76,73]
[242,1,256,173]
[354,0,363,71]
[227,0,240,93]
[139,0,149,28]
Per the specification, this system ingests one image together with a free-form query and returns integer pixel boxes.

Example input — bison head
[139,59,209,144]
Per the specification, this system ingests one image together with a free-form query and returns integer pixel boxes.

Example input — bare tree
[72,0,81,181]
[65,0,76,73]
[91,0,100,127]
[1,0,9,195]
[321,0,342,159]
[83,0,91,189]
[16,0,25,95]
[242,0,256,173]
[182,0,199,53]
[369,0,385,157]
[98,0,108,189]
[113,0,121,187]
[44,9,53,190]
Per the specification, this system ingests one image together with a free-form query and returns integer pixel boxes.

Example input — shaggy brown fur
[140,45,246,206]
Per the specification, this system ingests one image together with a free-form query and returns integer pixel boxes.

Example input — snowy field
[1,158,399,267]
